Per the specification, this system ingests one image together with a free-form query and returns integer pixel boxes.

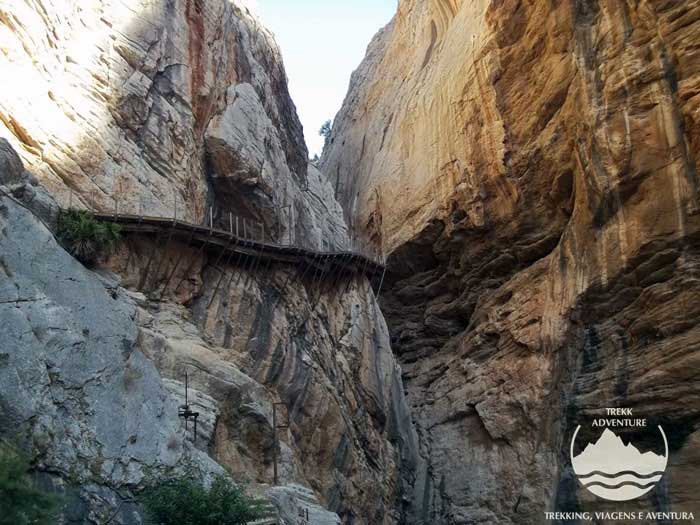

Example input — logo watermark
[570,408,667,502]
[544,407,695,522]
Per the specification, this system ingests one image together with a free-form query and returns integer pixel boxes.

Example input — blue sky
[252,0,398,157]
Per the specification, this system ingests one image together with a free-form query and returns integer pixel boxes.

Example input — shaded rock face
[324,0,700,522]
[0,191,223,523]
[204,82,349,249]
[0,138,24,184]
[106,234,419,523]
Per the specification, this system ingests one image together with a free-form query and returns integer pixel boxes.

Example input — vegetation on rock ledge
[57,209,121,265]
[0,441,60,525]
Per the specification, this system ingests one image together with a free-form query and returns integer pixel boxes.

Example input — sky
[252,0,398,157]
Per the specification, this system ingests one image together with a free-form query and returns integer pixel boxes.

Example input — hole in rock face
[550,169,574,215]
[450,200,467,223]
[386,220,444,280]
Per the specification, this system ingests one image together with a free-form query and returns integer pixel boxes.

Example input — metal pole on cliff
[376,265,387,299]
[272,402,289,486]
[272,403,278,485]
[184,372,189,433]
[178,371,200,445]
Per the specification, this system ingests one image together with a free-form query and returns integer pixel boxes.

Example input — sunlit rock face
[0,0,336,246]
[324,0,700,522]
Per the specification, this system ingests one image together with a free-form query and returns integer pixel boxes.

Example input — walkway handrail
[56,187,386,265]
[90,211,386,280]
[1,185,387,293]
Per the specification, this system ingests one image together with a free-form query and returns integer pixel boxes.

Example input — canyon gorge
[1,0,700,524]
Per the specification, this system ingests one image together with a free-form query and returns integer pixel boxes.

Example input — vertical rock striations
[0,1,417,522]
[324,0,700,522]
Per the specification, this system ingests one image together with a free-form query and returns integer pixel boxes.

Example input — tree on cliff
[0,441,60,525]
[319,119,332,149]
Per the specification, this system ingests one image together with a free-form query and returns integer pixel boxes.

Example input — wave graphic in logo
[570,427,668,501]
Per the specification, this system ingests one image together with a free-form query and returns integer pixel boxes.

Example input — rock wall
[324,0,700,523]
[0,0,337,247]
[0,175,415,523]
[0,0,418,522]
[106,233,419,522]
[0,187,223,523]
[1,171,372,522]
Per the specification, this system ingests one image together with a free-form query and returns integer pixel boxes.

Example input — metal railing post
[272,402,289,486]
[376,265,387,298]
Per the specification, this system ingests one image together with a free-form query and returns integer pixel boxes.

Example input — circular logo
[570,425,668,501]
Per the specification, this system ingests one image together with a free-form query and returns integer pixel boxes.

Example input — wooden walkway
[93,213,386,288]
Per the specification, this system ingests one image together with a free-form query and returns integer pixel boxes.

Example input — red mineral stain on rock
[185,0,207,135]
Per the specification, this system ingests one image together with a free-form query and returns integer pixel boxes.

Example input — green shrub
[57,209,122,264]
[142,474,264,525]
[0,441,60,525]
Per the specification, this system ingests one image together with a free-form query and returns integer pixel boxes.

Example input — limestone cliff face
[0,180,224,523]
[0,1,416,523]
[105,234,418,523]
[324,0,700,522]
[0,0,334,246]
